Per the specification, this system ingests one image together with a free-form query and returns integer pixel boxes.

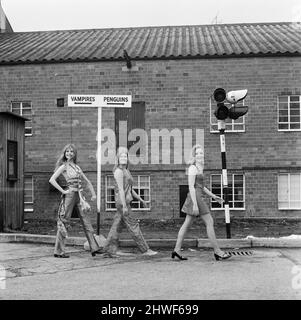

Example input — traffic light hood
[226,89,248,104]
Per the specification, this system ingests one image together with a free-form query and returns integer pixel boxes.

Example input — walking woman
[172,144,231,261]
[49,144,103,258]
[102,146,157,257]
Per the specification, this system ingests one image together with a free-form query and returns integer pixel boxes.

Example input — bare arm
[131,188,143,202]
[132,188,148,208]
[49,165,68,194]
[188,165,198,211]
[114,169,127,210]
[203,187,224,204]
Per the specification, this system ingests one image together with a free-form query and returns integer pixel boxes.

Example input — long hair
[113,146,129,173]
[54,143,78,172]
[187,144,204,165]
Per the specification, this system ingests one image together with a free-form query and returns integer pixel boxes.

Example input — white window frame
[11,101,33,136]
[105,175,116,211]
[132,175,151,211]
[277,95,301,131]
[210,173,245,210]
[278,173,301,210]
[105,175,151,211]
[24,175,34,212]
[209,98,246,133]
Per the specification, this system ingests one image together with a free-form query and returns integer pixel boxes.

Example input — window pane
[290,175,301,201]
[24,196,33,202]
[290,201,301,209]
[211,175,221,184]
[24,203,33,211]
[279,201,289,209]
[107,176,115,186]
[279,116,288,123]
[140,188,150,201]
[22,102,32,109]
[211,124,218,131]
[278,123,289,130]
[22,107,32,114]
[290,123,300,130]
[278,175,288,201]
[278,96,288,103]
[235,202,244,208]
[233,124,244,131]
[107,189,115,202]
[139,176,149,187]
[211,202,221,208]
[11,102,21,113]
[131,201,139,209]
[290,96,300,102]
[279,108,288,115]
[25,127,32,135]
[212,187,221,196]
[290,104,300,113]
[133,176,138,185]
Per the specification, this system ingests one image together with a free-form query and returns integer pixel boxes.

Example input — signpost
[68,94,132,235]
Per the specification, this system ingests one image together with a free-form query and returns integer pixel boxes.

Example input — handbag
[78,191,91,212]
[181,193,200,216]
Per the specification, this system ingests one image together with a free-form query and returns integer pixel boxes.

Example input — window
[278,173,301,209]
[105,174,151,211]
[24,176,34,212]
[210,98,246,132]
[278,96,301,131]
[210,174,245,210]
[11,101,33,136]
[132,175,151,210]
[106,175,116,210]
[7,140,18,180]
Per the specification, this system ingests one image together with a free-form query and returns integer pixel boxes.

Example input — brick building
[0,22,300,225]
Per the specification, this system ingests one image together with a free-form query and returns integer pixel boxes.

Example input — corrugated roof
[0,22,300,65]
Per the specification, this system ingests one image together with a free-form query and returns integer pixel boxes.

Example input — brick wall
[0,56,300,219]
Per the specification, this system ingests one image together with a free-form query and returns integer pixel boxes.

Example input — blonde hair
[187,144,204,165]
[54,143,78,171]
[113,146,129,172]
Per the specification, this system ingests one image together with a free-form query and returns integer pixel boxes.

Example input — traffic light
[214,102,229,120]
[213,88,248,120]
[228,105,248,120]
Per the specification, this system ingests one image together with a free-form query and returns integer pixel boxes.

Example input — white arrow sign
[68,94,131,108]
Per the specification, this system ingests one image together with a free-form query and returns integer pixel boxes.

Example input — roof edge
[0,51,300,66]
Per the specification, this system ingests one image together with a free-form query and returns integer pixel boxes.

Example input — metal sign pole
[96,107,102,235]
[218,120,231,238]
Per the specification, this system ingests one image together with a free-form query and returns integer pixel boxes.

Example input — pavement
[1,227,301,300]
[1,242,301,300]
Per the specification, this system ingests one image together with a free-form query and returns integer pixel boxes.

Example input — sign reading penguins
[68,94,131,108]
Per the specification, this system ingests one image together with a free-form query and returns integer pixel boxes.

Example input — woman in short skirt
[172,144,231,261]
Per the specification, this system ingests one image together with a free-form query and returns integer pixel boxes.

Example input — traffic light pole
[218,120,231,239]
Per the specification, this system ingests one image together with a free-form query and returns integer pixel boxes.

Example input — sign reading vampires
[68,95,131,108]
